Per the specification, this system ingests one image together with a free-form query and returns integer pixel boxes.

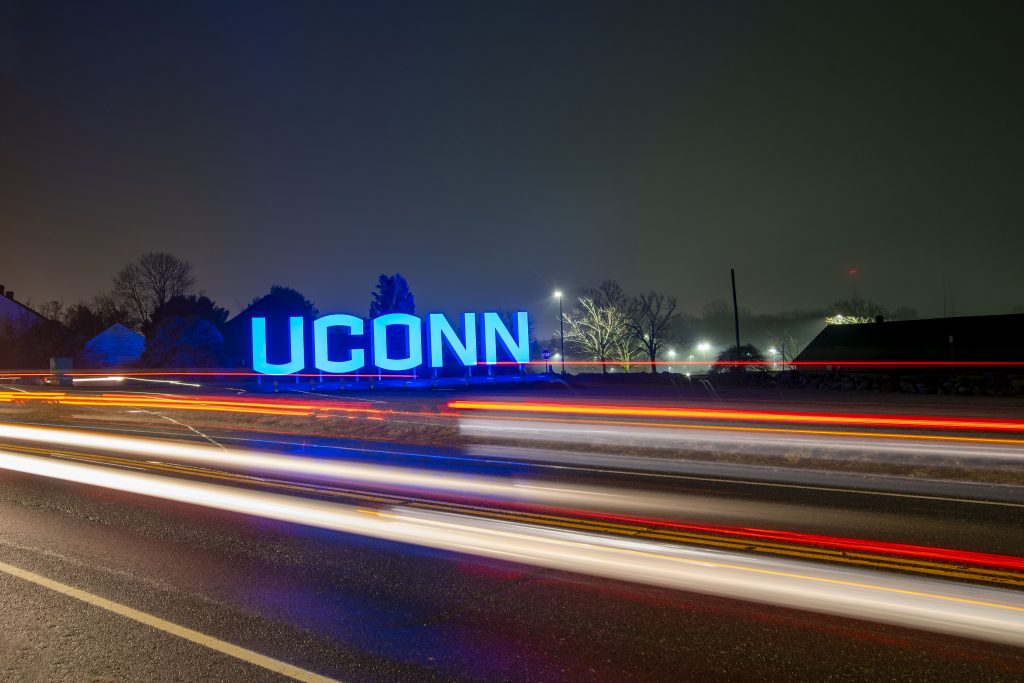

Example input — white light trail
[0,448,1022,647]
[0,422,678,514]
[70,376,202,387]
[459,417,1024,465]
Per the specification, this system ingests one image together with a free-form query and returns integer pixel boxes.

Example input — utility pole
[559,296,565,374]
[730,268,741,352]
[554,291,565,374]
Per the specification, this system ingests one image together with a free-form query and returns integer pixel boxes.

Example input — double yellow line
[3,442,1022,589]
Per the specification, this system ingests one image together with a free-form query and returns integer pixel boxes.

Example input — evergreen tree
[369,273,415,317]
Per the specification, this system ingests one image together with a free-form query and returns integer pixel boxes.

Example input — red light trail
[569,510,1024,573]
[449,400,1024,433]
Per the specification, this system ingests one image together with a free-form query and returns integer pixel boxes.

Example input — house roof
[0,291,46,324]
[85,322,144,345]
[795,314,1024,363]
[84,323,146,367]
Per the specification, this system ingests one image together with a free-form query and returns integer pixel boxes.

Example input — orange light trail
[2,359,1024,378]
[0,391,388,419]
[461,412,1024,447]
[449,400,1024,433]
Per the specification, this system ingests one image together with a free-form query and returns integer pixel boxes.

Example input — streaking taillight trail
[448,400,1024,433]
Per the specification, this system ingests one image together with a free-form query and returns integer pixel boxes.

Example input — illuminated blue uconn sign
[251,312,530,374]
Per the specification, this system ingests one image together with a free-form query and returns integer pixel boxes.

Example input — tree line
[0,253,420,369]
[555,281,921,373]
[2,252,923,371]
[559,280,679,374]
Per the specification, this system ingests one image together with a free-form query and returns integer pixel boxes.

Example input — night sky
[2,1,1022,330]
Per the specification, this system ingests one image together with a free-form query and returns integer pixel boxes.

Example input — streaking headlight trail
[0,448,1022,648]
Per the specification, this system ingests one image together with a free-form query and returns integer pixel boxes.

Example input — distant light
[768,347,778,356]
[697,342,711,353]
[667,349,676,358]
[826,313,872,325]
[553,290,562,299]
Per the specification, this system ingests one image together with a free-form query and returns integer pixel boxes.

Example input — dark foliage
[710,344,767,373]
[225,285,319,368]
[369,273,415,318]
[141,317,228,368]
[0,315,78,368]
[148,295,229,335]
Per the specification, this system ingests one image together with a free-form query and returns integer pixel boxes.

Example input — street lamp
[768,346,779,371]
[697,341,711,363]
[554,290,565,375]
[667,348,676,372]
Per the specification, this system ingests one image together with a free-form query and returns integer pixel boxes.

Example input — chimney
[0,285,5,296]
[5,291,13,300]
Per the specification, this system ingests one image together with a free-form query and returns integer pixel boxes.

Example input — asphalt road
[1,393,1023,680]
[2,468,1024,682]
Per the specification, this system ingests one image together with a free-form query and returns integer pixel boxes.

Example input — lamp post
[554,290,565,375]
[697,341,711,366]
[667,348,676,372]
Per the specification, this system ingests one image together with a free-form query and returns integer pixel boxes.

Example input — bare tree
[113,253,195,329]
[626,291,680,373]
[610,327,645,372]
[583,279,626,310]
[37,300,66,322]
[562,297,629,374]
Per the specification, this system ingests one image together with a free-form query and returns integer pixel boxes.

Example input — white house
[82,323,146,367]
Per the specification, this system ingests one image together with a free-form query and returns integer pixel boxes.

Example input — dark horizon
[3,2,1022,323]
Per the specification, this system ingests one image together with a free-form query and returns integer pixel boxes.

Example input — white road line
[0,559,341,683]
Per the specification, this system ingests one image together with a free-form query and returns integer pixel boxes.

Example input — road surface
[0,387,1022,680]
